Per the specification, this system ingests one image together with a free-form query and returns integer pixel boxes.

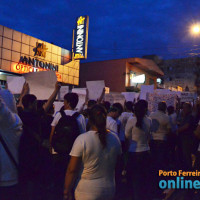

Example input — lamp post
[190,24,200,36]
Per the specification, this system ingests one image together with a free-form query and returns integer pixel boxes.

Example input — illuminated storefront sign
[131,74,145,84]
[11,62,62,82]
[11,56,62,81]
[18,56,58,71]
[74,16,89,60]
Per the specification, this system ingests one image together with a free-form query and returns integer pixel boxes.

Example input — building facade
[160,57,200,92]
[80,57,164,92]
[0,25,80,88]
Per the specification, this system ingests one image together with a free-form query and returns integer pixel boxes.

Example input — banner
[180,92,195,102]
[146,93,177,112]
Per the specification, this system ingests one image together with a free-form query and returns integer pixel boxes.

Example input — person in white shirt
[0,89,23,200]
[50,92,86,200]
[125,100,151,200]
[149,102,171,198]
[119,101,134,150]
[63,104,121,200]
[106,107,120,134]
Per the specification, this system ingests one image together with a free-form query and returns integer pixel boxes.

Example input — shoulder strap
[72,112,80,119]
[60,110,66,117]
[0,134,18,170]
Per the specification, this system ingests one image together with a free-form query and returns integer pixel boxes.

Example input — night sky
[1,0,200,62]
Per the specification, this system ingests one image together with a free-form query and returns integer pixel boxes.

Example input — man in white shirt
[50,92,86,200]
[149,102,171,169]
[106,107,120,134]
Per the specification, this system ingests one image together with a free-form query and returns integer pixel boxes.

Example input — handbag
[0,134,18,170]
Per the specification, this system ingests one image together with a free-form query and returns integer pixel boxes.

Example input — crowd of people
[1,82,200,200]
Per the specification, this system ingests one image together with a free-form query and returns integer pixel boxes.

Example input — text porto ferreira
[159,170,200,189]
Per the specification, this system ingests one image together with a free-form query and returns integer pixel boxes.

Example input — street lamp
[190,23,200,36]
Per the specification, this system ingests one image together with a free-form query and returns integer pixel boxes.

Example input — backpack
[52,110,81,154]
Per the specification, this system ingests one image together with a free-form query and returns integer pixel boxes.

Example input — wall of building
[160,57,198,92]
[126,62,157,88]
[0,25,80,85]
[80,59,126,92]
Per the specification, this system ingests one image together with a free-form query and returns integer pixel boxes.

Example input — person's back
[0,90,23,199]
[71,131,121,192]
[64,105,121,200]
[150,109,171,141]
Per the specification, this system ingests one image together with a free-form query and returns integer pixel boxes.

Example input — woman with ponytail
[125,100,151,200]
[63,104,121,200]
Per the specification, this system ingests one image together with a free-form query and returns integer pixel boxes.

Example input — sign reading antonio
[74,16,89,60]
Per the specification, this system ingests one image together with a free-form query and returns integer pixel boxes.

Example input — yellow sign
[34,42,48,58]
[77,16,85,26]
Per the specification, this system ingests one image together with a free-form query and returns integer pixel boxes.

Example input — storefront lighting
[131,74,145,83]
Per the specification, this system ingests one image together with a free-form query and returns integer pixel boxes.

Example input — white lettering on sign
[76,25,84,54]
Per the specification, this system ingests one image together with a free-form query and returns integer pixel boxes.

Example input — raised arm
[97,87,106,104]
[78,89,89,113]
[17,82,29,108]
[43,82,61,113]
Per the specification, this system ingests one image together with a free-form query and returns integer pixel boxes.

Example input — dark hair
[89,104,107,148]
[135,100,148,129]
[64,93,79,109]
[102,101,111,112]
[37,100,47,110]
[88,100,97,108]
[158,102,167,112]
[113,103,123,115]
[108,106,119,114]
[167,106,174,115]
[22,94,37,109]
[125,101,134,112]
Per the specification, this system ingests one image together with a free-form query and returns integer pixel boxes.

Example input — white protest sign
[112,93,126,106]
[86,80,105,100]
[7,76,25,94]
[53,101,64,117]
[146,93,177,112]
[72,88,87,95]
[58,86,69,100]
[104,94,114,105]
[24,71,57,100]
[140,85,154,100]
[72,88,87,110]
[121,92,137,102]
[180,92,195,102]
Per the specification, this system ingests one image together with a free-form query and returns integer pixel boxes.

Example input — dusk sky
[1,0,200,62]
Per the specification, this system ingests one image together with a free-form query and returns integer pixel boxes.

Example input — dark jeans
[0,185,18,200]
[150,140,168,198]
[177,135,193,170]
[51,154,70,200]
[127,151,151,200]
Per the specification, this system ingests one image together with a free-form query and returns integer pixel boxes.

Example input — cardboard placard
[86,80,105,100]
[24,71,57,100]
[7,76,25,94]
